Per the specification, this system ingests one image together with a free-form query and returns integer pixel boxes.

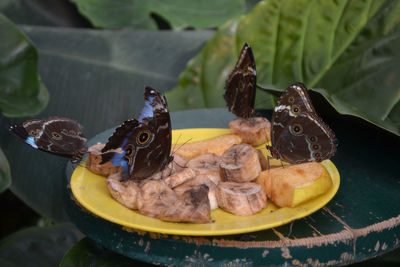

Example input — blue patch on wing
[110,151,129,173]
[25,136,38,149]
[138,96,155,122]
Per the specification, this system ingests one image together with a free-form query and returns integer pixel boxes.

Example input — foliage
[167,0,400,135]
[0,224,82,267]
[0,148,11,194]
[0,13,48,117]
[60,237,152,267]
[70,0,246,30]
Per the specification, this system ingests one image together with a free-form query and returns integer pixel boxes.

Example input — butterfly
[100,87,173,181]
[224,43,257,118]
[266,82,338,164]
[8,117,88,163]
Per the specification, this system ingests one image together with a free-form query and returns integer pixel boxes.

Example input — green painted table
[65,108,400,266]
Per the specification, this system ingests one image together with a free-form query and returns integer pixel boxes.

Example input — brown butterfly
[224,43,256,118]
[266,82,338,164]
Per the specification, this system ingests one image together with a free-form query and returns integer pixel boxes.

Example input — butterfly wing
[271,82,316,147]
[101,87,172,180]
[35,117,87,160]
[9,117,87,161]
[274,112,337,164]
[224,43,256,118]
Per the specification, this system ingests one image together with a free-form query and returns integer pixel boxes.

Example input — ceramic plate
[70,128,340,236]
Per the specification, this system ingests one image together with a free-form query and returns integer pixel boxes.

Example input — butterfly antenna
[280,159,285,168]
[171,133,183,155]
[170,137,193,169]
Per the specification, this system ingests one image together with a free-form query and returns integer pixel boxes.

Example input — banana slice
[174,175,219,210]
[138,180,211,223]
[175,134,242,159]
[219,144,262,182]
[229,117,271,146]
[216,182,267,216]
[164,167,196,188]
[107,172,140,210]
[137,180,178,219]
[186,153,221,185]
[162,184,212,223]
[170,153,188,174]
[86,143,122,176]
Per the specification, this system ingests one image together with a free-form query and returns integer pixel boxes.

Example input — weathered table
[65,108,400,266]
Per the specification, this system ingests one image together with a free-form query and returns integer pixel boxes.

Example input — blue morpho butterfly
[266,82,338,164]
[8,117,88,163]
[100,87,173,181]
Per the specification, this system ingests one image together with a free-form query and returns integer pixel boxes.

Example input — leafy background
[0,0,399,266]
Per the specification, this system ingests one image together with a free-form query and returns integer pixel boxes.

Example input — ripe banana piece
[174,175,219,210]
[107,172,140,210]
[229,117,271,146]
[86,143,122,176]
[164,167,196,188]
[219,144,262,182]
[186,153,221,185]
[216,182,267,216]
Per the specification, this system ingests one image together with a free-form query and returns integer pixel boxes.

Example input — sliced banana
[229,117,271,146]
[86,143,122,176]
[170,153,188,174]
[186,153,221,185]
[107,172,140,210]
[164,167,196,188]
[174,175,219,210]
[162,184,212,223]
[137,180,178,219]
[219,144,262,182]
[216,182,267,216]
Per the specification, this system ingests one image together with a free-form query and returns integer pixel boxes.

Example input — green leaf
[0,26,212,221]
[0,224,82,267]
[0,13,49,117]
[70,0,246,30]
[0,147,11,193]
[0,0,92,27]
[167,0,400,135]
[60,237,152,267]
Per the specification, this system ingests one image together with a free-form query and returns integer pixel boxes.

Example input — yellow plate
[70,128,340,236]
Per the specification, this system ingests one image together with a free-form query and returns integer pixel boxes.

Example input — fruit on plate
[106,172,140,209]
[186,153,221,185]
[216,182,267,216]
[229,117,271,146]
[256,162,332,207]
[175,134,242,159]
[86,143,122,176]
[219,143,262,182]
[174,175,219,210]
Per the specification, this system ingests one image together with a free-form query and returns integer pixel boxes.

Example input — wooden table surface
[65,108,400,266]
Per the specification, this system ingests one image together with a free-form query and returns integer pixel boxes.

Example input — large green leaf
[0,0,92,27]
[60,238,152,267]
[167,0,400,135]
[0,224,82,267]
[0,147,11,193]
[0,26,213,221]
[70,0,246,30]
[0,13,48,117]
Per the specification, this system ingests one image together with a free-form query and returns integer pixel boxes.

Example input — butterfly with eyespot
[266,82,338,164]
[224,43,256,118]
[8,117,88,163]
[100,87,173,181]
